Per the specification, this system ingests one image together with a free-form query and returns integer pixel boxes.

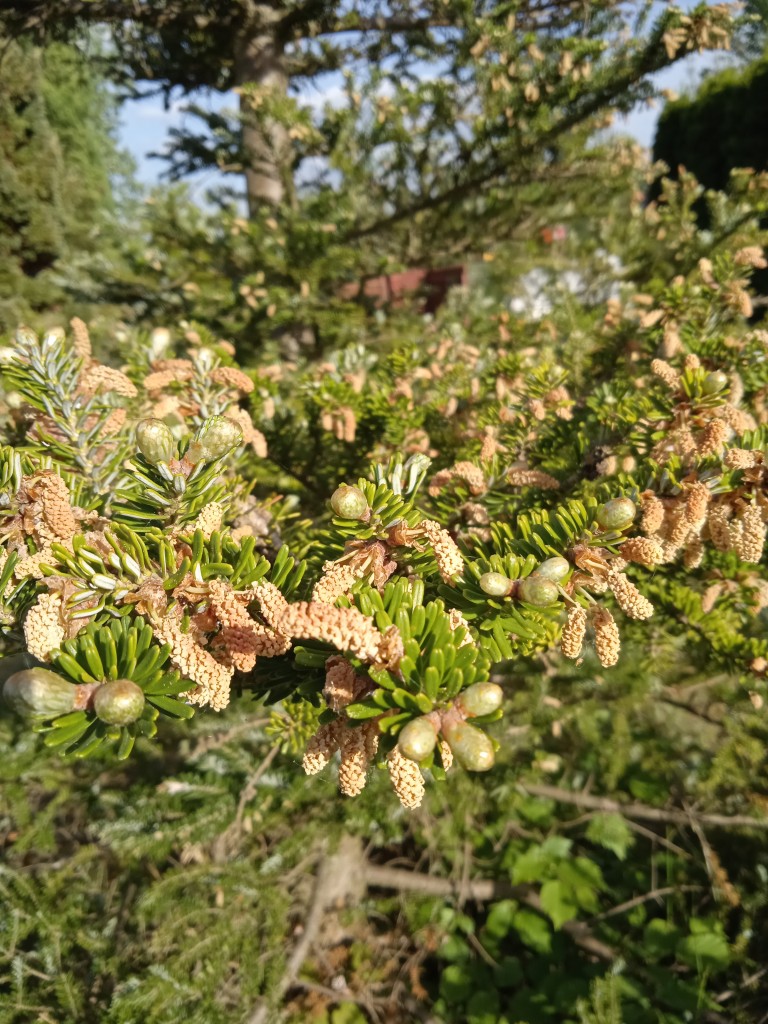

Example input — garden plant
[1,2,768,1023]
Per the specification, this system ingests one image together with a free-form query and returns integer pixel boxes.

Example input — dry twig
[521,783,768,830]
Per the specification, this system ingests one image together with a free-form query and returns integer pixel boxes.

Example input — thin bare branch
[521,783,768,830]
[589,885,704,923]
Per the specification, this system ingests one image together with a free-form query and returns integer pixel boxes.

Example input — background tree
[654,55,768,194]
[652,46,768,301]
[0,34,128,329]
[1,2,740,354]
[3,6,768,1024]
[0,1,737,251]
[734,0,768,57]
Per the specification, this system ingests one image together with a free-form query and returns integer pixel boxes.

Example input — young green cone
[93,680,146,726]
[442,720,495,772]
[456,682,503,717]
[398,717,438,762]
[188,416,243,463]
[330,484,369,520]
[136,418,177,465]
[4,668,77,719]
[596,497,636,531]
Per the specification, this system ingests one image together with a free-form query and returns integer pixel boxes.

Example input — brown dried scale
[387,746,426,809]
[735,505,766,563]
[592,607,621,667]
[338,726,370,796]
[561,605,587,659]
[302,720,344,775]
[684,482,711,527]
[23,592,66,662]
[619,536,663,565]
[607,571,654,620]
[640,495,666,536]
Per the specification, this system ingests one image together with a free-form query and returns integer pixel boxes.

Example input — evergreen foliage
[654,54,768,192]
[2,161,768,1020]
[2,3,742,357]
[3,5,768,1023]
[5,1,735,214]
[0,36,125,330]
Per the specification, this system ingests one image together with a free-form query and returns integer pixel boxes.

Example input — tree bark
[234,5,289,213]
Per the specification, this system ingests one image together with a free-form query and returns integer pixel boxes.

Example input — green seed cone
[457,682,503,717]
[136,418,177,465]
[93,679,145,726]
[442,720,495,772]
[4,668,77,719]
[702,370,728,395]
[536,556,570,582]
[398,717,438,762]
[190,416,243,462]
[518,575,558,606]
[330,484,369,520]
[596,497,636,531]
[479,571,513,597]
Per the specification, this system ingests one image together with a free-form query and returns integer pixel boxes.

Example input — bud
[403,453,432,493]
[442,719,495,772]
[702,370,728,395]
[43,328,66,346]
[398,717,438,762]
[518,575,558,606]
[93,679,145,726]
[189,416,243,463]
[15,326,37,347]
[457,682,503,717]
[596,497,636,531]
[4,668,76,719]
[536,556,570,582]
[149,327,172,357]
[330,484,369,520]
[136,419,177,465]
[196,347,216,372]
[479,571,513,597]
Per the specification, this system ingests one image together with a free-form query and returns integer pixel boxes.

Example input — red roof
[339,265,467,313]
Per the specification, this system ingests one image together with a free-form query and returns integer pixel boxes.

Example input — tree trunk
[234,6,289,213]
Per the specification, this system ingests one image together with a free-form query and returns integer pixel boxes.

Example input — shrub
[654,57,768,193]
[2,169,768,1021]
